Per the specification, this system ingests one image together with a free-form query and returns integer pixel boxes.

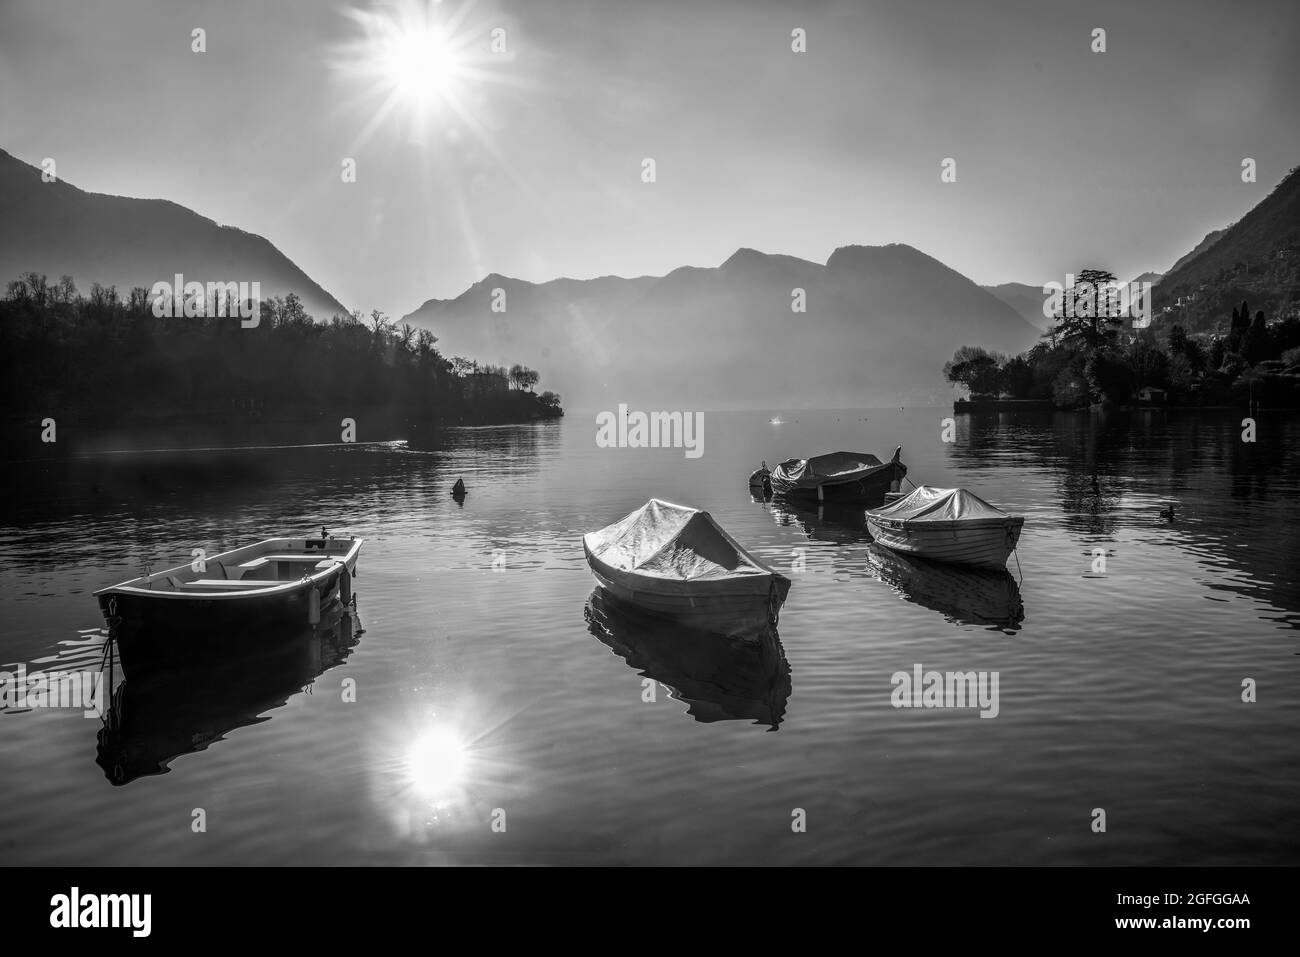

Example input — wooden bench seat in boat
[239,555,344,570]
[177,579,280,590]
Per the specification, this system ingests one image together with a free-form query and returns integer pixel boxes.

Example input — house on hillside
[1136,386,1167,404]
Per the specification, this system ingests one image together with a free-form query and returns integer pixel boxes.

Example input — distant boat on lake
[95,532,362,676]
[769,447,906,506]
[582,499,790,632]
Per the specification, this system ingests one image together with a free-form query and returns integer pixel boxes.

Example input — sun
[381,23,464,109]
[334,0,504,142]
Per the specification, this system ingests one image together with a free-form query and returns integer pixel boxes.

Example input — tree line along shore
[945,275,1300,411]
[1,272,563,454]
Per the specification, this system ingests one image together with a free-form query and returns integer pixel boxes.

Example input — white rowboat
[866,486,1023,569]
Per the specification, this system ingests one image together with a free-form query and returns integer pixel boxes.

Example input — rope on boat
[766,577,784,627]
[98,630,114,673]
[99,597,121,668]
[96,596,121,730]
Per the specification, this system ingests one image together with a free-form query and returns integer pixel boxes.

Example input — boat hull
[99,572,353,678]
[583,541,790,633]
[866,515,1023,569]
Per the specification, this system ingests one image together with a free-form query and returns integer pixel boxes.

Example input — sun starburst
[334,0,512,145]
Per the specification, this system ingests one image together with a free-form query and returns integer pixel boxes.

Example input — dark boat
[769,447,906,506]
[94,532,362,677]
[584,588,791,730]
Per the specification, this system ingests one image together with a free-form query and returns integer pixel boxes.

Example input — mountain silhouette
[405,243,1039,409]
[1159,170,1300,335]
[1153,167,1300,331]
[983,282,1053,331]
[0,148,348,321]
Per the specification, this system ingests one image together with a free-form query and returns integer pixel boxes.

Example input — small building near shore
[1136,386,1167,404]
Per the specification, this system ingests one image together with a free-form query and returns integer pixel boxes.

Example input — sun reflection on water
[407,724,469,805]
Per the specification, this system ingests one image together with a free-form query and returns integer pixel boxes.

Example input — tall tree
[942,345,1003,396]
[1054,268,1122,349]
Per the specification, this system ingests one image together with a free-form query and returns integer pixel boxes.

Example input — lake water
[1,407,1298,865]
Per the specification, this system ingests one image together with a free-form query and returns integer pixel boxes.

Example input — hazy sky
[2,0,1297,317]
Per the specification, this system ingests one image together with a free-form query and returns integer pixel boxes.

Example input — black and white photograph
[1,0,1297,928]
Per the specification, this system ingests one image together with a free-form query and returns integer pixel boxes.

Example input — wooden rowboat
[94,532,362,677]
[866,486,1022,569]
[582,499,790,633]
[769,448,906,506]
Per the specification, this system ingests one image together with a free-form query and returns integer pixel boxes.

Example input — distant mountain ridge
[1167,229,1227,274]
[405,243,1041,409]
[982,282,1053,331]
[1152,167,1300,331]
[0,148,348,321]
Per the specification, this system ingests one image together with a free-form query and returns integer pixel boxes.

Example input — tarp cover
[584,499,769,581]
[772,451,886,487]
[869,485,1009,524]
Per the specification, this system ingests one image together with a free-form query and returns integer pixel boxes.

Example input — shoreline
[953,399,1297,413]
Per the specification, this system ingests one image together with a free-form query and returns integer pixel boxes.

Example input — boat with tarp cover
[582,499,790,631]
[768,447,906,506]
[866,486,1022,568]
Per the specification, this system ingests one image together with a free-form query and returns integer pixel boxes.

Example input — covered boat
[866,486,1023,569]
[95,532,362,677]
[769,447,906,506]
[582,499,790,631]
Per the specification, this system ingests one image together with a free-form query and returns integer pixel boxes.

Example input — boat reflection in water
[866,544,1025,633]
[768,501,872,546]
[95,602,363,785]
[583,588,792,730]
